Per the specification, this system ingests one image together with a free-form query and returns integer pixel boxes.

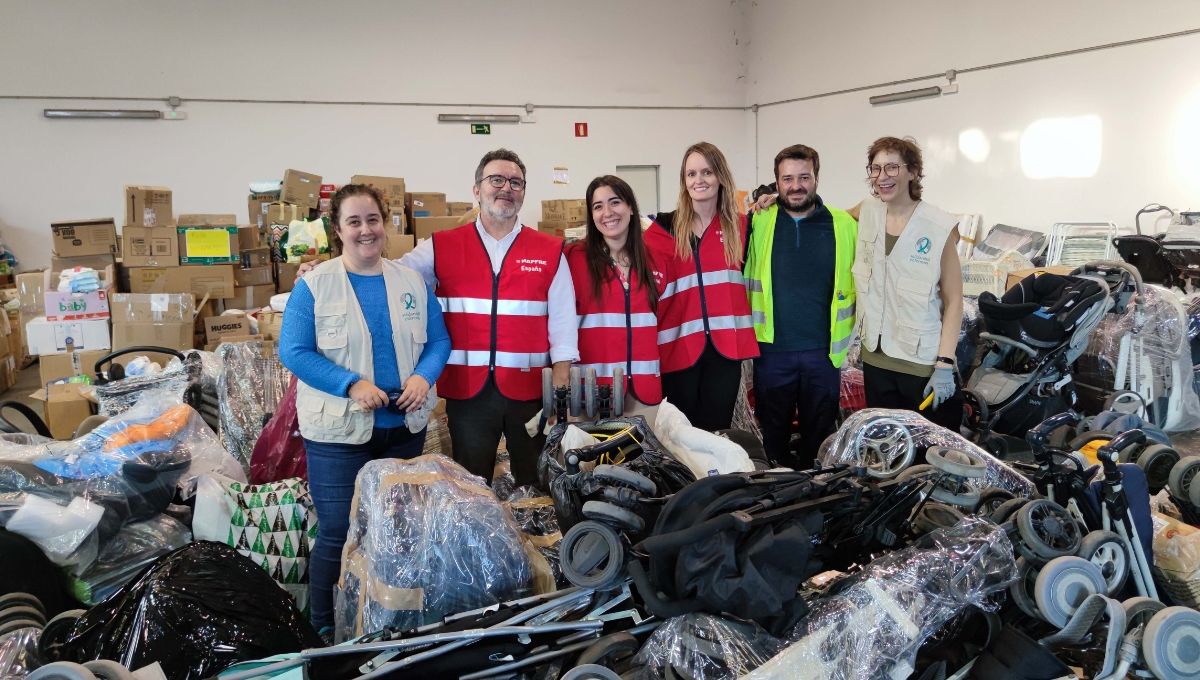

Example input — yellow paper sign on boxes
[184,229,234,258]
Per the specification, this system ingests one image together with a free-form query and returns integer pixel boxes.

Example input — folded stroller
[964,265,1112,452]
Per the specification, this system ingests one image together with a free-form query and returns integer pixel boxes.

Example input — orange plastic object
[104,404,194,451]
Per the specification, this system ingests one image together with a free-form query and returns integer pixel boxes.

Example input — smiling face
[589,184,632,244]
[684,152,719,204]
[473,159,525,221]
[335,194,386,264]
[777,158,818,214]
[869,149,916,203]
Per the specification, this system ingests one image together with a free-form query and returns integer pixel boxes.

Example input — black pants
[862,362,964,432]
[445,377,544,487]
[753,349,840,470]
[661,340,743,431]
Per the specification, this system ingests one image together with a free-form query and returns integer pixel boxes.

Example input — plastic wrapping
[654,401,755,478]
[95,362,192,419]
[819,408,1036,498]
[334,454,533,641]
[957,295,983,382]
[971,223,1047,262]
[41,541,321,680]
[504,487,563,588]
[839,368,865,415]
[217,341,291,472]
[1077,282,1200,431]
[0,627,40,678]
[630,614,783,679]
[732,359,763,441]
[1151,510,1200,608]
[745,518,1017,680]
[538,415,696,531]
[249,377,307,484]
[70,514,192,605]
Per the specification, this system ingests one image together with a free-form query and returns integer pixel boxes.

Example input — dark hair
[867,136,924,200]
[474,148,527,184]
[330,184,388,253]
[774,144,820,179]
[584,175,658,312]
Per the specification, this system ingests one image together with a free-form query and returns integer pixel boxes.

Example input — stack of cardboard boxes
[258,169,322,294]
[539,199,587,237]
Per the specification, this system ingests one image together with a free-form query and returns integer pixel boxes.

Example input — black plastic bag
[41,541,320,679]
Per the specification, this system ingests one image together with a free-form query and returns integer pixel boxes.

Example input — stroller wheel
[582,500,644,532]
[27,662,98,680]
[542,367,554,420]
[1033,556,1107,628]
[930,479,981,509]
[82,661,137,680]
[585,368,598,419]
[592,464,656,496]
[988,497,1030,524]
[1137,444,1180,494]
[974,487,1016,516]
[0,618,42,636]
[1017,500,1083,562]
[1143,606,1200,680]
[0,605,46,627]
[38,609,87,659]
[926,446,988,479]
[1123,596,1167,632]
[0,592,45,617]
[1077,530,1130,595]
[911,502,964,535]
[560,520,626,590]
[562,665,622,680]
[962,389,988,430]
[853,417,914,478]
[1168,456,1200,506]
[1104,389,1148,418]
[576,631,640,667]
[611,367,625,417]
[569,367,583,417]
[896,464,936,483]
[1009,557,1043,620]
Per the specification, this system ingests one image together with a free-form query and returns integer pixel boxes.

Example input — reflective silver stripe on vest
[578,360,661,376]
[836,303,856,322]
[831,335,852,355]
[446,349,550,369]
[746,278,764,293]
[658,314,752,343]
[438,297,548,316]
[752,311,767,325]
[580,312,657,329]
[659,270,747,300]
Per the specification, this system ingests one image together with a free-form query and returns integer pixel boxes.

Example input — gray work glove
[923,365,956,410]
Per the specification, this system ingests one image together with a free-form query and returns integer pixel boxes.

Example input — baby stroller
[93,347,221,432]
[963,262,1116,454]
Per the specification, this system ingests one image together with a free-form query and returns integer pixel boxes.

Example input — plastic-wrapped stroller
[963,262,1114,452]
[93,347,221,432]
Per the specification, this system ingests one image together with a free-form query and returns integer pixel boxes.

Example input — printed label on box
[53,323,84,350]
[150,294,169,313]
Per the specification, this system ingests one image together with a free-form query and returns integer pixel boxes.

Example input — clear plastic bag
[0,627,41,678]
[631,613,783,679]
[819,408,1035,498]
[334,454,533,641]
[504,486,563,588]
[971,223,1047,262]
[70,514,192,605]
[744,517,1017,680]
[217,341,290,473]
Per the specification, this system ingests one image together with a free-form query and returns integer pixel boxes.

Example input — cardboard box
[257,310,284,341]
[238,225,263,250]
[50,254,117,277]
[240,246,271,269]
[537,220,583,238]
[10,311,27,362]
[1005,266,1076,291]
[228,284,274,311]
[51,218,119,257]
[44,288,110,321]
[282,169,322,210]
[123,225,180,267]
[406,192,448,218]
[351,175,407,204]
[265,202,307,226]
[388,206,408,234]
[109,293,196,360]
[178,225,240,265]
[25,316,111,355]
[275,262,300,293]
[234,266,274,287]
[542,200,566,220]
[248,191,280,226]
[124,185,173,227]
[412,216,462,241]
[178,214,238,227]
[385,230,416,259]
[30,383,93,440]
[0,355,15,390]
[446,202,474,217]
[126,265,235,299]
[565,203,587,223]
[205,315,250,343]
[39,349,107,387]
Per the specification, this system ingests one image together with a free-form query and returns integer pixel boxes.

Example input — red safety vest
[433,224,563,401]
[566,244,663,405]
[644,213,759,372]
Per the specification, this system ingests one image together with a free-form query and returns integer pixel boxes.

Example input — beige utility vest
[854,197,957,365]
[296,256,430,443]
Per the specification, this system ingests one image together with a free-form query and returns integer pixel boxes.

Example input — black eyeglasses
[481,174,526,191]
[867,163,907,178]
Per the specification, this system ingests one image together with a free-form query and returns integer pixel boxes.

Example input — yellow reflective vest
[744,203,857,367]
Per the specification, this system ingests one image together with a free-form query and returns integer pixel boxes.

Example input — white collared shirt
[399,220,580,364]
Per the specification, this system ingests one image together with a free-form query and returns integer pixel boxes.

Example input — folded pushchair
[963,264,1113,452]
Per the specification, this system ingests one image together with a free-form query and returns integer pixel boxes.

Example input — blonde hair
[674,142,742,266]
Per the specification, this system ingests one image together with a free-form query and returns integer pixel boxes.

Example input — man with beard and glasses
[295,149,578,488]
[744,144,857,469]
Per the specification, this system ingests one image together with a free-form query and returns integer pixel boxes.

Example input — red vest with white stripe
[644,213,759,372]
[566,244,663,405]
[433,224,564,401]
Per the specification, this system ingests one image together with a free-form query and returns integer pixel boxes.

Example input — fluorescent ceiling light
[437,113,521,123]
[869,86,943,106]
[44,109,163,119]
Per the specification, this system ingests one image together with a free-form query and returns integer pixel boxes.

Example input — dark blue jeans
[754,348,840,470]
[304,426,427,631]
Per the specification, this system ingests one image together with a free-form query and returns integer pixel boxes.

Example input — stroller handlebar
[1026,411,1081,452]
[1097,428,1147,463]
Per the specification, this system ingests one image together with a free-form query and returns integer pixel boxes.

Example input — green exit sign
[471,123,491,135]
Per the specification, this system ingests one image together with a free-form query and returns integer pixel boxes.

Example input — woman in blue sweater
[279,183,450,638]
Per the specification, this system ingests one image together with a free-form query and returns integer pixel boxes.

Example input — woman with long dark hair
[567,175,663,417]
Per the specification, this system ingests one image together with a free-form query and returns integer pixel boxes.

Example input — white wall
[0,0,752,269]
[746,0,1200,233]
